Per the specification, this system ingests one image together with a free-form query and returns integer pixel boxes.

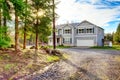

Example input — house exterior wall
[96,28,104,46]
[48,21,104,47]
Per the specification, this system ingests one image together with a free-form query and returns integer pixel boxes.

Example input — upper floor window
[64,29,71,34]
[77,29,85,34]
[58,29,62,35]
[86,28,94,33]
[77,28,94,34]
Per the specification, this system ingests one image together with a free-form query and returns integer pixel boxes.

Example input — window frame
[63,38,72,44]
[58,29,62,35]
[64,29,72,34]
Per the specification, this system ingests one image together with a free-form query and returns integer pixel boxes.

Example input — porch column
[72,28,75,46]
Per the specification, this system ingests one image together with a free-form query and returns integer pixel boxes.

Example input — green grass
[46,54,69,62]
[46,55,60,62]
[91,45,120,50]
[4,64,16,71]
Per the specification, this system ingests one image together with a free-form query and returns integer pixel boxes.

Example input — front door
[57,38,60,45]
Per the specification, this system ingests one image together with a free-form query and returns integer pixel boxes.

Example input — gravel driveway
[28,48,120,80]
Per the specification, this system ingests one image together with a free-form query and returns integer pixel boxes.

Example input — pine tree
[31,0,52,49]
[114,23,120,44]
[10,0,26,51]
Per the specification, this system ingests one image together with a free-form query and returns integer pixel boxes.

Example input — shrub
[0,38,11,48]
[0,26,11,48]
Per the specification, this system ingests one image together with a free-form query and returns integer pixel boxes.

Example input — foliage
[0,0,56,50]
[31,0,53,49]
[0,26,11,48]
[10,0,26,17]
[105,33,113,41]
[38,16,52,43]
[113,23,120,44]
[1,0,11,20]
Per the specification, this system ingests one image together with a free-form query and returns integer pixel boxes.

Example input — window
[63,38,72,44]
[58,29,62,35]
[64,29,71,34]
[77,28,94,34]
[86,28,94,33]
[77,29,85,34]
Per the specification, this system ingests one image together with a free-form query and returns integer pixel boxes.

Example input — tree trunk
[35,18,39,50]
[23,0,28,49]
[35,7,39,50]
[3,16,7,35]
[23,27,26,49]
[15,11,19,51]
[52,0,56,49]
[0,9,1,26]
[3,16,6,27]
[35,30,38,49]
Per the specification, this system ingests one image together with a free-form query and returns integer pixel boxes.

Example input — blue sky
[56,0,120,33]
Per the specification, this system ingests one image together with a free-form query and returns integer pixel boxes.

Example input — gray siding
[48,20,104,47]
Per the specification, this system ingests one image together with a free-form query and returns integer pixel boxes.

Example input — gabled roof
[78,20,104,30]
[56,23,80,29]
[56,20,104,30]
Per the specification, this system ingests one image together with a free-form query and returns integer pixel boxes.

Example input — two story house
[48,20,104,47]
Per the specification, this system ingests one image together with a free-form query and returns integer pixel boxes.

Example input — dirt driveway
[30,48,120,80]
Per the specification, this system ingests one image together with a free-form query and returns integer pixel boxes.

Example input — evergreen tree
[0,9,1,26]
[10,0,26,51]
[31,0,52,49]
[114,23,120,44]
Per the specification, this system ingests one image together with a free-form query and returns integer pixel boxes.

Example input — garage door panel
[77,39,94,46]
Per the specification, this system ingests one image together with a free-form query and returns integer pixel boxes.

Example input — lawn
[91,45,120,50]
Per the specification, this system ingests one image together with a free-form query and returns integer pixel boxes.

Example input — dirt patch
[0,49,62,80]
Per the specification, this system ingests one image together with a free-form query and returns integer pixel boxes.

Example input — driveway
[28,48,120,80]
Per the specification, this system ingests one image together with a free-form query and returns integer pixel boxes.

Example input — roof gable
[56,20,104,30]
[78,20,104,30]
[56,23,80,29]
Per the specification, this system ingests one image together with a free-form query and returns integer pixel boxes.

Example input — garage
[77,39,94,46]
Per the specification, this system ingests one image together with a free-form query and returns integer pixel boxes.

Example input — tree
[10,0,26,51]
[0,0,11,48]
[0,9,1,26]
[31,0,52,49]
[18,0,33,49]
[23,0,28,49]
[0,27,11,48]
[2,0,10,27]
[38,16,52,43]
[114,23,120,44]
[52,0,56,49]
[0,0,2,26]
[0,0,11,34]
[105,33,113,41]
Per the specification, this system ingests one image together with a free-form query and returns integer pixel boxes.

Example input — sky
[56,0,120,33]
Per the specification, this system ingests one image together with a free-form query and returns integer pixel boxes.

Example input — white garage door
[77,39,94,46]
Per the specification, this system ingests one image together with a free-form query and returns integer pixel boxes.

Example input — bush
[0,26,11,48]
[0,38,11,48]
